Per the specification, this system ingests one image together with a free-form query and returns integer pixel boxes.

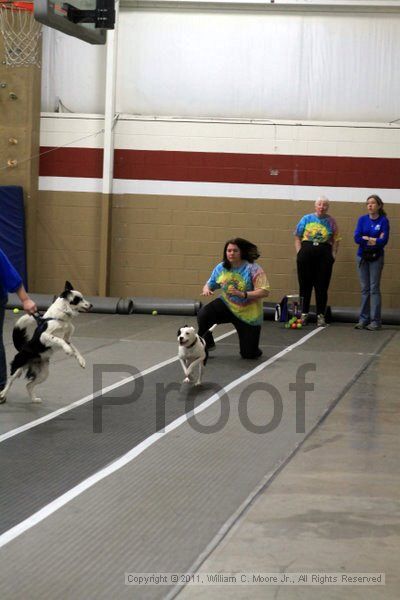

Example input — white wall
[41,9,400,122]
[39,114,400,203]
[41,27,106,113]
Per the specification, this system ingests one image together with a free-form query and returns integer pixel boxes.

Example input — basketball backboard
[34,0,115,44]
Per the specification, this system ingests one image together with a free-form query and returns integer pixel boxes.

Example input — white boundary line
[0,327,322,549]
[0,330,235,444]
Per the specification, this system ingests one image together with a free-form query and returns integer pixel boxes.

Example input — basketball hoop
[0,1,42,67]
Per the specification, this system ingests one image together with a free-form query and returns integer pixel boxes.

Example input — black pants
[296,242,334,315]
[197,298,262,359]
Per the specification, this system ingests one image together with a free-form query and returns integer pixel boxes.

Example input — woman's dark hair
[222,238,260,269]
[367,194,386,217]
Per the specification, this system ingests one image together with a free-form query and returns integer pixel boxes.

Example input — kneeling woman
[197,238,270,359]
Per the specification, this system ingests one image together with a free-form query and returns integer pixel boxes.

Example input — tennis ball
[13,308,20,314]
[151,310,158,316]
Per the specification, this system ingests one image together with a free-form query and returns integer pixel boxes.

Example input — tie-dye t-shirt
[295,213,340,244]
[207,262,270,326]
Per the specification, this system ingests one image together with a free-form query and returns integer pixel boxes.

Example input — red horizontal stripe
[40,147,104,178]
[39,148,400,188]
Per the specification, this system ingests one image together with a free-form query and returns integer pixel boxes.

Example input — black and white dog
[177,324,217,386]
[0,281,92,404]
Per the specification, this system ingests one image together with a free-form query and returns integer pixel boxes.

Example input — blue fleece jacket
[0,248,23,300]
[354,214,390,258]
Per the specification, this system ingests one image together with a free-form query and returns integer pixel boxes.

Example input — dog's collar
[186,338,198,349]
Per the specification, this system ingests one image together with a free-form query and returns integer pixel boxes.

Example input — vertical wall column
[0,30,41,290]
[99,2,119,296]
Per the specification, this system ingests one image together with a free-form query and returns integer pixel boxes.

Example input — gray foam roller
[130,297,201,316]
[82,296,121,314]
[116,298,134,315]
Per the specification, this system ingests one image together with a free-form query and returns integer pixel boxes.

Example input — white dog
[0,281,92,404]
[177,324,217,386]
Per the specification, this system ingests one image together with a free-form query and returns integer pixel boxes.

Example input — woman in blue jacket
[353,195,390,330]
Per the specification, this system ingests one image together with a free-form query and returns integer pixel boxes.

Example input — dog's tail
[10,349,38,375]
[12,326,30,352]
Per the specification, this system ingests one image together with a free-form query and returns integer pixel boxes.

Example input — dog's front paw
[183,377,191,383]
[195,381,202,387]
[32,397,42,404]
[0,391,6,404]
[77,356,86,368]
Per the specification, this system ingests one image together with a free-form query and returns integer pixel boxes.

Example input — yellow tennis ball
[152,310,158,315]
[13,308,20,314]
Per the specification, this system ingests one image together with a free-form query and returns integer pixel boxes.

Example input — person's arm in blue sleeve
[375,217,390,248]
[0,248,22,293]
[0,249,37,314]
[354,216,368,247]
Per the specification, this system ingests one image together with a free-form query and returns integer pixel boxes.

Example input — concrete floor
[178,331,400,600]
[0,310,399,600]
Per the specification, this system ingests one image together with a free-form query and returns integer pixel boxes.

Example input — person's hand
[367,237,377,246]
[21,298,37,315]
[201,284,214,297]
[226,285,245,298]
